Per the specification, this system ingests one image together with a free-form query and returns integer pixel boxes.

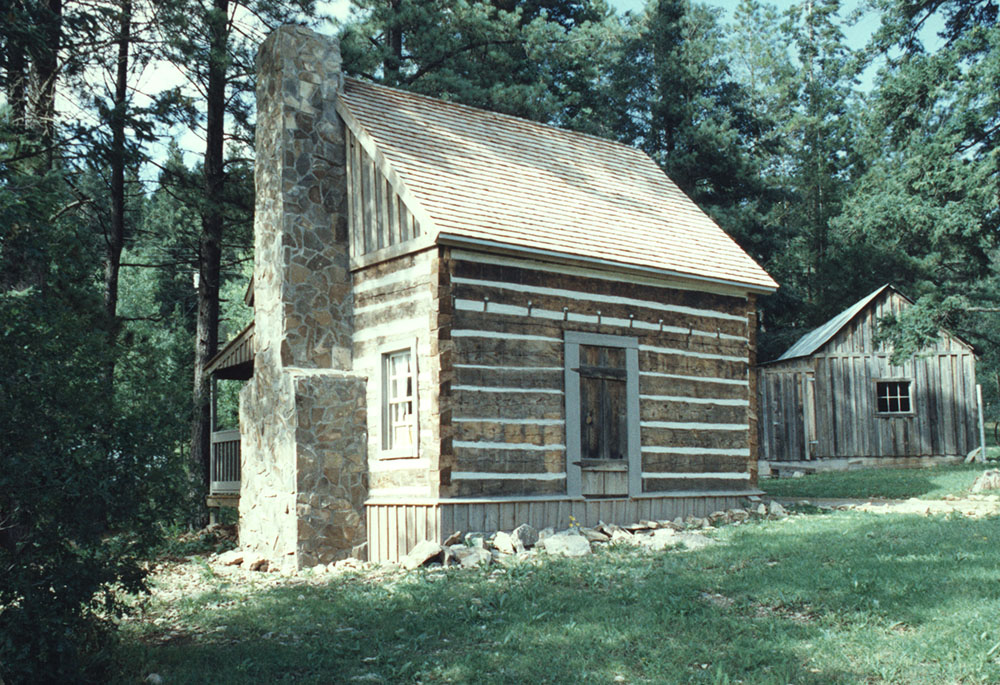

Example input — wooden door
[578,344,628,496]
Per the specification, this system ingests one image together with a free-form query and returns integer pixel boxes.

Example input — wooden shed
[222,27,778,567]
[759,285,978,466]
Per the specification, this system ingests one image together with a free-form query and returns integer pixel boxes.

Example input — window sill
[378,450,419,460]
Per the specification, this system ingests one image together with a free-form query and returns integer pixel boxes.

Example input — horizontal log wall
[352,249,440,497]
[366,493,747,562]
[443,249,756,497]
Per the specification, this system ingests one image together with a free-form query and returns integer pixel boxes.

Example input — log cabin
[758,285,978,469]
[205,26,778,567]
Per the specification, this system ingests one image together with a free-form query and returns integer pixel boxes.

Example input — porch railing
[210,429,241,495]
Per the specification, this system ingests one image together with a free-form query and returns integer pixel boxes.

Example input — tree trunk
[384,0,402,85]
[30,0,62,169]
[6,1,28,131]
[105,0,132,336]
[191,0,229,523]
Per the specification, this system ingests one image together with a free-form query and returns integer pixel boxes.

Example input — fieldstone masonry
[239,26,368,569]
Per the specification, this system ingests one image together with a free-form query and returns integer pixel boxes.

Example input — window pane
[384,348,415,452]
[876,381,911,414]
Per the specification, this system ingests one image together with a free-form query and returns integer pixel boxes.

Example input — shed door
[578,344,628,496]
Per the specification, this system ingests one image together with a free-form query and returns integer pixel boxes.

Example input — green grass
[762,463,999,500]
[116,512,1000,684]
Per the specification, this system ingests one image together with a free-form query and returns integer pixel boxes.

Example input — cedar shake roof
[339,78,777,292]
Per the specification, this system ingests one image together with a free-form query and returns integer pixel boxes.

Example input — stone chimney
[238,26,368,568]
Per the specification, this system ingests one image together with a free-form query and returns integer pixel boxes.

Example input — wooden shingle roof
[338,79,777,293]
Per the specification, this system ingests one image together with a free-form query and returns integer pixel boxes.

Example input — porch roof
[205,322,254,380]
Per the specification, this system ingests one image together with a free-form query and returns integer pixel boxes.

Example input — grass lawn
[761,462,999,500]
[117,512,1000,684]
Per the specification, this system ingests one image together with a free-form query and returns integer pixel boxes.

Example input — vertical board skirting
[365,494,746,562]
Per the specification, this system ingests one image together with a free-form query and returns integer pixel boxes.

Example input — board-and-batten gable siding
[352,249,442,496]
[444,252,755,497]
[345,129,423,264]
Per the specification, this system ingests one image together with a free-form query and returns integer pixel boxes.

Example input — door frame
[564,331,640,498]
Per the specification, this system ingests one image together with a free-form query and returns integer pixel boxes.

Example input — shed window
[876,381,911,414]
[382,346,417,455]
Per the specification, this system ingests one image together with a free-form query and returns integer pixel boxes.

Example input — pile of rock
[398,503,789,571]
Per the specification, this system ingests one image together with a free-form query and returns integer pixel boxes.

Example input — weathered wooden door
[578,344,629,496]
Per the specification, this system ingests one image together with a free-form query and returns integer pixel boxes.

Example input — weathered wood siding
[346,129,422,262]
[352,249,441,498]
[366,494,744,563]
[758,365,813,462]
[760,290,977,461]
[440,248,757,497]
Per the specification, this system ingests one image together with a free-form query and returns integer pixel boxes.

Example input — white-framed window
[381,342,418,457]
[876,380,912,414]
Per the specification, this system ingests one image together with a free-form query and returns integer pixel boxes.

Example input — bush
[0,171,186,682]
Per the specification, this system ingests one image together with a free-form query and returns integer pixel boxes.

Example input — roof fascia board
[438,233,776,297]
[204,321,255,375]
[335,98,440,241]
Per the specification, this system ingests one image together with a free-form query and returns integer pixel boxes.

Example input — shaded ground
[117,504,1000,685]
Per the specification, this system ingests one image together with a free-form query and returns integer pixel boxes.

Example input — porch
[204,322,254,505]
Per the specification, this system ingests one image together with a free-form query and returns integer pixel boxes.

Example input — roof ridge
[776,285,894,361]
[343,77,647,159]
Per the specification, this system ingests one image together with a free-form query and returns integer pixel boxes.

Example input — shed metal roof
[777,285,893,361]
[339,79,778,293]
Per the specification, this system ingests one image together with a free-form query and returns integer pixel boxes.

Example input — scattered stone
[673,516,685,527]
[600,522,627,537]
[792,470,805,478]
[641,519,660,529]
[756,503,768,516]
[538,532,592,557]
[581,527,611,543]
[492,531,516,555]
[244,554,269,572]
[401,540,443,570]
[708,510,729,524]
[450,546,492,568]
[729,509,750,522]
[217,549,244,567]
[464,533,486,548]
[644,528,679,551]
[537,527,555,541]
[613,528,641,545]
[972,470,1000,493]
[623,521,647,532]
[768,501,788,518]
[145,674,164,685]
[511,524,539,552]
[336,558,362,571]
[443,530,464,546]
